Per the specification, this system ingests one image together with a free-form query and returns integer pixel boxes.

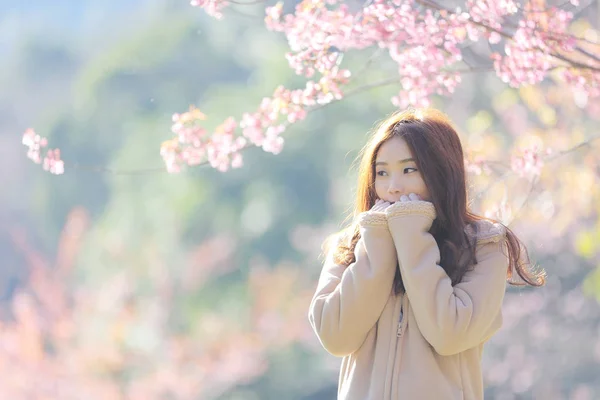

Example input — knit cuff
[385,201,436,221]
[357,211,388,228]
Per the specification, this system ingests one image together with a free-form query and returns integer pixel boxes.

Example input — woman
[308,108,545,399]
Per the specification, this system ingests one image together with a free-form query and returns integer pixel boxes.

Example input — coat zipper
[397,306,404,337]
[383,294,400,398]
[390,295,407,399]
[388,295,404,398]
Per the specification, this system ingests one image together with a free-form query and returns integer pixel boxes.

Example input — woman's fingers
[372,194,422,214]
[408,193,420,201]
[371,199,383,211]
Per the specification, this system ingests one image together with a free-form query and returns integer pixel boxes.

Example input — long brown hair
[325,108,545,295]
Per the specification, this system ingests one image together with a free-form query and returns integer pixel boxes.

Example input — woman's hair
[324,108,545,295]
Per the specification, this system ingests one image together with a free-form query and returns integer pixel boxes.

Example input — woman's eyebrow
[375,158,414,166]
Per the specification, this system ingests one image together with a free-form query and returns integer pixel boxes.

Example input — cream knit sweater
[308,201,509,399]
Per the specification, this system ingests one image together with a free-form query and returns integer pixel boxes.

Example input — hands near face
[398,193,422,203]
[371,199,393,212]
[372,193,423,212]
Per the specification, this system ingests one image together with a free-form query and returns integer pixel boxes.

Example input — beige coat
[308,201,508,399]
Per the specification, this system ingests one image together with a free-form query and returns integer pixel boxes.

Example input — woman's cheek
[374,182,384,198]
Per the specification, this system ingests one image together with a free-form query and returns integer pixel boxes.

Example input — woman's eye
[376,170,387,177]
[404,168,417,174]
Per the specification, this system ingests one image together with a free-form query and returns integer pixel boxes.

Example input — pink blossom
[189,0,597,113]
[22,128,45,164]
[464,155,492,176]
[262,136,284,155]
[510,144,551,180]
[265,2,284,29]
[175,0,596,173]
[492,7,575,88]
[161,107,250,172]
[22,129,65,175]
[563,69,600,98]
[25,0,600,175]
[43,149,65,175]
[466,0,518,33]
[190,0,228,19]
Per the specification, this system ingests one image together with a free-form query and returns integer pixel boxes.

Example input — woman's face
[374,136,431,204]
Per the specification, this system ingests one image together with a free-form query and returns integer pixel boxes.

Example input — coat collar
[465,219,506,244]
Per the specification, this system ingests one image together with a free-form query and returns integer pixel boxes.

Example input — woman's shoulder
[464,220,509,269]
[464,219,506,245]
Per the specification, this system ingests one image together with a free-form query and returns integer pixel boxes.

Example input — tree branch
[507,175,539,227]
[415,0,600,72]
[545,132,600,161]
[67,77,401,175]
[227,0,266,5]
[472,132,600,201]
[574,45,600,65]
[44,0,600,176]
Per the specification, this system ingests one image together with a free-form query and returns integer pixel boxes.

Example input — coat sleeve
[385,201,508,356]
[308,211,398,357]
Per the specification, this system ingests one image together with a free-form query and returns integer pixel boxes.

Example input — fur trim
[465,219,506,244]
[357,211,388,227]
[385,201,437,221]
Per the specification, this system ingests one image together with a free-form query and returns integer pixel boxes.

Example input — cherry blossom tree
[23,0,599,179]
[1,208,316,399]
[12,2,600,397]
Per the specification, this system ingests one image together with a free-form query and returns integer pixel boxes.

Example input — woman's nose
[388,179,403,195]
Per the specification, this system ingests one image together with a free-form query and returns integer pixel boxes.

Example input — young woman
[308,108,545,400]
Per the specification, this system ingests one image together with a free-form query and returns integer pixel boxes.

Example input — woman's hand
[371,199,393,212]
[399,193,422,203]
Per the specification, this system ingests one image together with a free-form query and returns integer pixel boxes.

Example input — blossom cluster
[23,0,599,174]
[172,0,597,173]
[510,144,552,181]
[160,69,349,172]
[22,129,64,175]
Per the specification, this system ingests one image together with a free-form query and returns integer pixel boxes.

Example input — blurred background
[1,0,600,399]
